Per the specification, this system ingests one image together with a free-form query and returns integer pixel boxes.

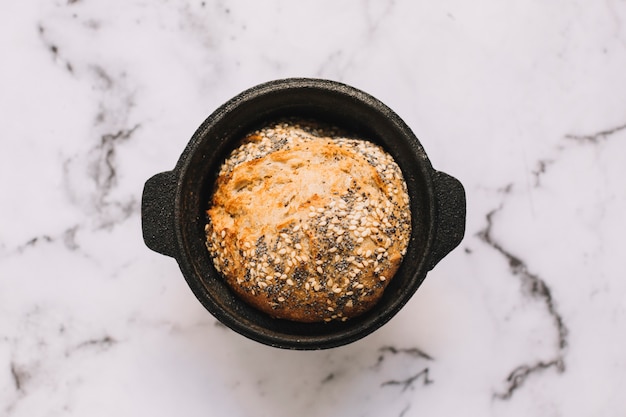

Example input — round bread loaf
[205,120,411,323]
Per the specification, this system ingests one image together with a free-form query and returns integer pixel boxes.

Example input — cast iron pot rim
[171,78,438,349]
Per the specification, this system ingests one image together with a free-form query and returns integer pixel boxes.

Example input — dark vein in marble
[65,335,117,357]
[20,235,54,250]
[37,24,74,74]
[76,335,117,349]
[10,362,28,392]
[399,404,411,417]
[321,372,335,384]
[93,125,140,196]
[79,124,141,228]
[21,226,78,253]
[374,345,434,369]
[380,346,434,360]
[494,359,565,400]
[63,225,80,251]
[532,159,554,187]
[530,122,625,188]
[565,122,626,143]
[477,205,567,399]
[381,368,433,392]
[8,225,82,256]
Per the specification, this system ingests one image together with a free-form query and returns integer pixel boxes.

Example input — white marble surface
[2,0,626,415]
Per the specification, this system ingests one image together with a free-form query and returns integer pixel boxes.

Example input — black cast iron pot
[141,78,466,350]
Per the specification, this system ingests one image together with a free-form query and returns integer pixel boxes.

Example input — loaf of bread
[205,120,411,323]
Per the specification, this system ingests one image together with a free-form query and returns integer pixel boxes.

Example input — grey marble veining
[2,0,626,416]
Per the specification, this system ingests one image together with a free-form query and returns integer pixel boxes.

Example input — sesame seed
[327,307,335,312]
[332,287,342,294]
[380,276,387,281]
[329,247,338,253]
[220,230,226,238]
[277,297,285,302]
[286,278,295,286]
[317,266,324,274]
[295,243,302,250]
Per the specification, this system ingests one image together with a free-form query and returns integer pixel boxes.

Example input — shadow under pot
[141,78,466,350]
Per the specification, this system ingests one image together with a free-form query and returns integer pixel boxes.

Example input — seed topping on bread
[205,120,411,322]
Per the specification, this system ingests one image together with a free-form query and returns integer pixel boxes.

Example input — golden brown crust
[205,121,411,323]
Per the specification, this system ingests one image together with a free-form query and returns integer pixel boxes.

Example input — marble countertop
[2,1,625,416]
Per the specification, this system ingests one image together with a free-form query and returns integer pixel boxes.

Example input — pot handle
[426,170,466,270]
[141,171,178,258]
